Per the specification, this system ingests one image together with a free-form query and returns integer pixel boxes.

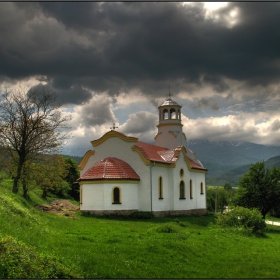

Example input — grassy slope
[1,180,280,278]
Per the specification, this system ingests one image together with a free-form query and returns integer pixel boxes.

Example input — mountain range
[187,140,280,186]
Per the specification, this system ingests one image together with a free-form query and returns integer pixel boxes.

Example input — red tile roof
[135,141,207,170]
[78,157,140,181]
[188,158,206,170]
[136,141,179,163]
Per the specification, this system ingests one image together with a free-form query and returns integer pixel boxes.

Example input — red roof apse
[78,157,140,181]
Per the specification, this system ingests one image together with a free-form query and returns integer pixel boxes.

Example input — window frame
[190,179,193,199]
[179,180,186,199]
[158,176,164,199]
[200,182,204,194]
[112,186,122,204]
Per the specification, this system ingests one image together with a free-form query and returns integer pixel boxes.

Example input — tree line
[207,161,280,219]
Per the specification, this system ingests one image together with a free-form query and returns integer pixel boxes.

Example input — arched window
[179,181,185,199]
[180,168,184,178]
[190,180,193,199]
[159,176,163,199]
[200,182,204,194]
[112,187,121,204]
[170,108,176,119]
[163,109,168,120]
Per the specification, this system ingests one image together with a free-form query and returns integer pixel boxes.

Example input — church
[77,96,207,217]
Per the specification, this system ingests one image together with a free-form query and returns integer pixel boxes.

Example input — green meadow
[1,179,280,278]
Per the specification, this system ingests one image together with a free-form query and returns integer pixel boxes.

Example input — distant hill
[206,155,280,186]
[61,155,83,165]
[187,140,280,177]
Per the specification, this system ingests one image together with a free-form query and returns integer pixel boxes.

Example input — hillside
[1,179,280,278]
[206,155,280,186]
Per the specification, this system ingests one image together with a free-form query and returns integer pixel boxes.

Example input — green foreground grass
[1,179,280,278]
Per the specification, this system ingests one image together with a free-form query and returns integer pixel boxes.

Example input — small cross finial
[168,85,173,99]
[110,122,118,130]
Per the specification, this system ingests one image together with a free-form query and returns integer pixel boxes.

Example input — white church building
[77,97,207,217]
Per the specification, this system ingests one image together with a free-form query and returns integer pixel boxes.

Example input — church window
[200,182,204,194]
[163,109,168,120]
[170,108,176,119]
[180,168,184,177]
[190,180,193,199]
[159,176,163,199]
[179,181,185,199]
[112,187,121,204]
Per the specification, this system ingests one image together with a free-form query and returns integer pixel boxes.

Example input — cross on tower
[110,122,118,130]
[168,84,173,99]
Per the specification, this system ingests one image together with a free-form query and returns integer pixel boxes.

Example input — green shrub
[0,236,82,279]
[217,206,266,236]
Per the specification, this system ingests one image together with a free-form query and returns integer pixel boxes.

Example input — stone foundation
[81,208,207,217]
[152,208,208,217]
[81,209,138,216]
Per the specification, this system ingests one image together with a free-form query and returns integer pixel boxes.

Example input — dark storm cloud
[1,2,280,104]
[193,97,220,111]
[270,119,280,132]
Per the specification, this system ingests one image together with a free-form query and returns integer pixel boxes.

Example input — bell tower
[154,96,187,150]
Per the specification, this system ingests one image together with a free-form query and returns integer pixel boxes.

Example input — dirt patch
[37,200,79,218]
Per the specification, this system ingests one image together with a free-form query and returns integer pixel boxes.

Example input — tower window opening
[177,109,181,120]
[170,108,176,119]
[163,109,168,120]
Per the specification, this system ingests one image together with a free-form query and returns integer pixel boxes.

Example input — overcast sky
[1,2,280,154]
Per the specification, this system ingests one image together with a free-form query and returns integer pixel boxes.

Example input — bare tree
[0,87,71,194]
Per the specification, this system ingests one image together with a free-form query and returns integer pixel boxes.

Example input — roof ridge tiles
[78,157,140,181]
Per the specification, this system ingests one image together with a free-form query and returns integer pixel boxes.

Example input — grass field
[1,179,280,278]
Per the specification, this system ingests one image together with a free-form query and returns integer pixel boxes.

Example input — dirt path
[37,199,79,218]
[266,220,280,226]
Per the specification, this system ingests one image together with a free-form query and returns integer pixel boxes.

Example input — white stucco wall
[155,124,186,150]
[150,165,173,212]
[80,183,104,210]
[80,182,138,211]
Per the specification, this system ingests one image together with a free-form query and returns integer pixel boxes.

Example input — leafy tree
[206,187,229,213]
[0,88,71,194]
[34,155,70,199]
[64,157,80,200]
[224,183,232,191]
[234,162,280,219]
[7,156,37,198]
